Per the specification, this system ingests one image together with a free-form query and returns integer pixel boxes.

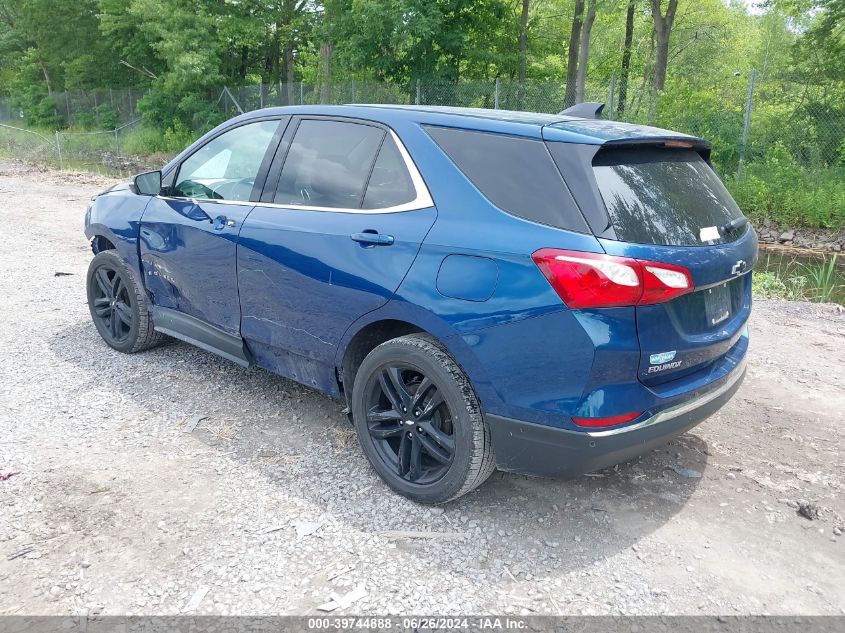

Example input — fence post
[222,86,245,114]
[608,73,616,121]
[494,77,500,110]
[300,83,304,105]
[55,131,62,170]
[415,80,421,105]
[259,82,264,109]
[115,128,121,159]
[738,68,756,175]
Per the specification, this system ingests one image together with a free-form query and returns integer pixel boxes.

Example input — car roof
[237,104,705,146]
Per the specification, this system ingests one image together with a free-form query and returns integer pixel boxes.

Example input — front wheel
[351,334,495,504]
[86,249,164,353]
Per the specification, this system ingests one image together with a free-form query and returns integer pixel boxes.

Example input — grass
[800,253,840,303]
[753,252,844,305]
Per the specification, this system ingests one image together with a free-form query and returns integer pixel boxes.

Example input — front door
[140,118,283,336]
[236,117,437,391]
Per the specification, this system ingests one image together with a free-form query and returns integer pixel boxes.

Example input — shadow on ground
[50,319,708,580]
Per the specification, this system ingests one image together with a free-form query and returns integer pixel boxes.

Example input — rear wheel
[86,249,163,353]
[352,334,495,504]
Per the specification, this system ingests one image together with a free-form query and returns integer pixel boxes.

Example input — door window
[274,120,384,209]
[173,119,279,201]
[362,136,416,209]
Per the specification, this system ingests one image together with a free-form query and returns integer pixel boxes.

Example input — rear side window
[362,136,416,209]
[274,120,384,208]
[590,148,744,246]
[425,126,588,232]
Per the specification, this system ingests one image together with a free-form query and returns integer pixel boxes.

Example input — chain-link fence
[0,118,152,175]
[1,75,844,180]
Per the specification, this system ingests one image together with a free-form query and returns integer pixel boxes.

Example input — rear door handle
[351,231,394,246]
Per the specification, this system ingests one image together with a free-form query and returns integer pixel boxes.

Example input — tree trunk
[617,0,635,116]
[650,0,678,93]
[517,0,530,109]
[564,0,585,108]
[39,59,53,96]
[319,42,333,104]
[285,42,295,104]
[575,0,596,104]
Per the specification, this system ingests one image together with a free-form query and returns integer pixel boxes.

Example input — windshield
[591,148,745,246]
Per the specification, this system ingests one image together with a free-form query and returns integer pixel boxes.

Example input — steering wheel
[176,180,221,200]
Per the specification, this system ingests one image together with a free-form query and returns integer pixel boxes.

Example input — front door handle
[213,216,237,231]
[351,231,394,246]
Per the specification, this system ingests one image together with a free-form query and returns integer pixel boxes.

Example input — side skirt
[151,306,252,368]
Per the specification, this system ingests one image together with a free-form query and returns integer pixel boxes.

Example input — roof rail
[558,102,605,119]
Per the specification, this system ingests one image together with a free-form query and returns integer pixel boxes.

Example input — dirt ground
[0,160,843,617]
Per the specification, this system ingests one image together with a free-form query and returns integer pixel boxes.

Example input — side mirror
[132,170,162,196]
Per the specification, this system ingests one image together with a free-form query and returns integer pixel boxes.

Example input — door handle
[213,216,237,230]
[351,231,394,246]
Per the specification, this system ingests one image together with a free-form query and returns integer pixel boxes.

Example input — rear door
[235,117,436,389]
[549,143,758,385]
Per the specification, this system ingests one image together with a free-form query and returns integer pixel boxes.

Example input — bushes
[725,144,845,229]
[121,124,199,156]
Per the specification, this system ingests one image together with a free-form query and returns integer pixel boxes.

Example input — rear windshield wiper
[720,216,748,235]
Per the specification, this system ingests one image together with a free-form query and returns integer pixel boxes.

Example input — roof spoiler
[558,102,604,119]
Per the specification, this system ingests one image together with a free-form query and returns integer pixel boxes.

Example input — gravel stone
[0,160,843,615]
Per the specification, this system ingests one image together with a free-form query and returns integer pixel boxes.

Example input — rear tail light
[532,248,693,309]
[572,412,641,428]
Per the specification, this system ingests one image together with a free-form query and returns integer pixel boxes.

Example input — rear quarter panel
[337,121,631,428]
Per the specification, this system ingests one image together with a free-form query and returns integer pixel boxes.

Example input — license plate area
[705,283,731,326]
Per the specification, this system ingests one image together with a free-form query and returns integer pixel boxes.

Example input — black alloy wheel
[90,264,134,345]
[352,333,495,504]
[86,249,164,353]
[364,364,456,484]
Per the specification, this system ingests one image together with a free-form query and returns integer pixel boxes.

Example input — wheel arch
[91,234,117,254]
[335,305,501,414]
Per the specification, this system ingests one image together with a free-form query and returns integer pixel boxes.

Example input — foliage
[725,144,845,228]
[121,124,191,155]
[799,253,841,303]
[752,269,808,301]
[753,252,843,304]
[1,0,844,228]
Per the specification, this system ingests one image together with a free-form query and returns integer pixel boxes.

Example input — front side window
[173,119,279,201]
[274,120,385,209]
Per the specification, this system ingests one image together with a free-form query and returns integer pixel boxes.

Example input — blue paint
[236,205,437,387]
[84,104,754,442]
[436,255,499,302]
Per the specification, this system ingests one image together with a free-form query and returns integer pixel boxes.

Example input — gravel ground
[1,160,844,617]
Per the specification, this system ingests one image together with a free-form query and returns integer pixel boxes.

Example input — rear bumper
[487,358,746,478]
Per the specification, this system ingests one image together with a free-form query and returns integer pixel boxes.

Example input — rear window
[591,148,744,246]
[425,126,588,232]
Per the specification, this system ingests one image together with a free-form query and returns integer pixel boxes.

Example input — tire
[86,249,164,353]
[351,333,495,504]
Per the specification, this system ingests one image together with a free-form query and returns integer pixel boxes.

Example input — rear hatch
[547,140,758,386]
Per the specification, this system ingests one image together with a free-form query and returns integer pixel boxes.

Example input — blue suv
[84,105,756,503]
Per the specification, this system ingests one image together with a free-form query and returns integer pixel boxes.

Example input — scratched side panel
[236,206,437,393]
